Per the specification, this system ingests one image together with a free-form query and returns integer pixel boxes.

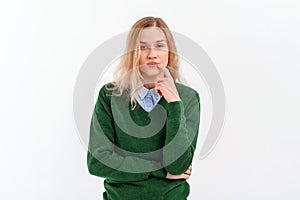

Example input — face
[138,27,169,85]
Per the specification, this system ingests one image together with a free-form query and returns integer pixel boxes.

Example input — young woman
[87,16,201,200]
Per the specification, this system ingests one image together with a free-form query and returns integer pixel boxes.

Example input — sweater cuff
[166,100,184,120]
[149,168,167,179]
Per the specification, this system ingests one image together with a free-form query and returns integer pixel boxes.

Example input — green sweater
[87,82,201,200]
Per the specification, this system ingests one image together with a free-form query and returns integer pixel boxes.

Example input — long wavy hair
[106,16,185,110]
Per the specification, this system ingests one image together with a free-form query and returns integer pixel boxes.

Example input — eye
[155,43,168,50]
[139,45,148,50]
[156,44,165,48]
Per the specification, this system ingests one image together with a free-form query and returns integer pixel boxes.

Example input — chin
[140,69,160,76]
[142,74,161,82]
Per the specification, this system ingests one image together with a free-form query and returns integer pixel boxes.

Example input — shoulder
[96,82,116,105]
[174,82,201,114]
[97,81,129,102]
[175,82,200,99]
[98,82,117,96]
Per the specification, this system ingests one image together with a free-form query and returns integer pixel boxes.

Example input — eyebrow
[139,40,166,44]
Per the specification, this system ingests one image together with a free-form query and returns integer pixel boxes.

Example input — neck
[144,83,155,89]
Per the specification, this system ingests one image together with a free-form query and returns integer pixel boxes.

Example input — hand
[155,66,181,103]
[166,166,192,180]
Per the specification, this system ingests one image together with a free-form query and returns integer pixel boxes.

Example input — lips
[147,61,159,66]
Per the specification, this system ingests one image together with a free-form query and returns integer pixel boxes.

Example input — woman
[87,16,201,200]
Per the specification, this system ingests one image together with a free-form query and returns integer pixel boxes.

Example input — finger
[155,84,168,94]
[157,65,167,76]
[155,84,165,93]
[167,173,189,180]
[155,83,165,88]
[156,84,172,96]
[172,174,189,180]
[156,78,166,83]
[157,63,165,68]
[183,174,190,180]
[157,64,166,69]
[184,170,191,175]
[162,66,172,78]
[156,84,177,98]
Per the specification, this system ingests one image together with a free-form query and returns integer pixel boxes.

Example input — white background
[1,0,300,199]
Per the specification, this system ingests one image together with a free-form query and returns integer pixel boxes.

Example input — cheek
[161,52,169,64]
[139,53,147,64]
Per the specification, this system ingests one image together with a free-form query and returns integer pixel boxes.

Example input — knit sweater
[87,82,201,200]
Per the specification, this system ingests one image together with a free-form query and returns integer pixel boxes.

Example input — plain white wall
[1,0,300,199]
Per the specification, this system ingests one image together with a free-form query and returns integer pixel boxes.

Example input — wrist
[167,95,181,103]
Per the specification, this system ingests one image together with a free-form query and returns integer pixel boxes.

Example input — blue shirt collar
[137,86,160,100]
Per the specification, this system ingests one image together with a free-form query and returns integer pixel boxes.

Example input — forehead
[139,27,166,43]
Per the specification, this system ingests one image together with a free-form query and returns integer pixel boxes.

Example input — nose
[147,47,157,59]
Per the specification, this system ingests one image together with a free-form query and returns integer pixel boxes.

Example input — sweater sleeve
[163,90,201,175]
[87,86,167,182]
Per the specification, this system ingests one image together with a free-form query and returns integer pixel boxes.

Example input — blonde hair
[106,16,184,110]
